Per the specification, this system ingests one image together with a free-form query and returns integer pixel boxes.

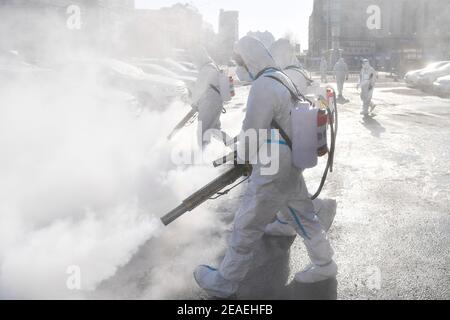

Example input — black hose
[310,91,338,200]
[328,91,338,173]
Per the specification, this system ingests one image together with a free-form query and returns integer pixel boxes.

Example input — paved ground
[95,76,450,300]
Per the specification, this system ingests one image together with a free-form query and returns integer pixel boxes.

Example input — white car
[66,58,190,110]
[0,50,51,81]
[432,75,450,97]
[133,62,196,94]
[417,62,450,88]
[178,61,197,71]
[404,61,450,88]
[157,58,199,78]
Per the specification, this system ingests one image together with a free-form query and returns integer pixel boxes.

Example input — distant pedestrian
[333,58,349,102]
[358,59,377,116]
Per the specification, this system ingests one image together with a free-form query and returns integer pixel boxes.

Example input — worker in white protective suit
[358,59,377,116]
[333,58,349,102]
[320,57,328,83]
[190,47,224,145]
[238,40,334,238]
[237,38,332,238]
[264,38,313,237]
[269,38,313,95]
[194,36,337,298]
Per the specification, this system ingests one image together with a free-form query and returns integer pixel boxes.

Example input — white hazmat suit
[359,59,377,115]
[190,47,223,144]
[269,38,312,95]
[194,36,337,298]
[266,38,313,237]
[333,58,349,98]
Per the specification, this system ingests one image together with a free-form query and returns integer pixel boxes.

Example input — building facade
[124,3,212,59]
[217,9,239,63]
[309,0,450,72]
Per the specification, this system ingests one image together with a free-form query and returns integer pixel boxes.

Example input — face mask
[233,52,255,81]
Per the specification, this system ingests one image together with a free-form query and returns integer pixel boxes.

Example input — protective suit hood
[269,39,296,69]
[362,59,371,69]
[234,36,278,78]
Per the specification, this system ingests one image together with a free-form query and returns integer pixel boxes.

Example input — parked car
[0,50,51,82]
[432,75,450,97]
[105,59,191,108]
[178,61,197,71]
[63,58,190,110]
[133,62,196,94]
[404,61,450,88]
[416,62,450,89]
[156,58,198,78]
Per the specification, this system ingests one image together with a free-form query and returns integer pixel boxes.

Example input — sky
[134,0,314,50]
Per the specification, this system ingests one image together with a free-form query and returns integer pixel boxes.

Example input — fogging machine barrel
[167,108,197,140]
[212,151,237,167]
[161,164,251,226]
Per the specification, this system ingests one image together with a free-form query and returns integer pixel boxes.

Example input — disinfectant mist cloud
[0,3,236,298]
[0,61,229,299]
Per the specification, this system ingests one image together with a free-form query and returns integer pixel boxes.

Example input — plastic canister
[291,101,319,169]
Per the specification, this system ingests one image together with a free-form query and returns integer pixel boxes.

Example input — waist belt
[267,128,289,146]
[266,139,288,146]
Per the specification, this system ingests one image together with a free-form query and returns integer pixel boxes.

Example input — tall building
[126,3,206,58]
[217,9,239,63]
[309,0,450,72]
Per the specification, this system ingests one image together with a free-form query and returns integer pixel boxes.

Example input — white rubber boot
[294,260,338,283]
[193,265,238,299]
